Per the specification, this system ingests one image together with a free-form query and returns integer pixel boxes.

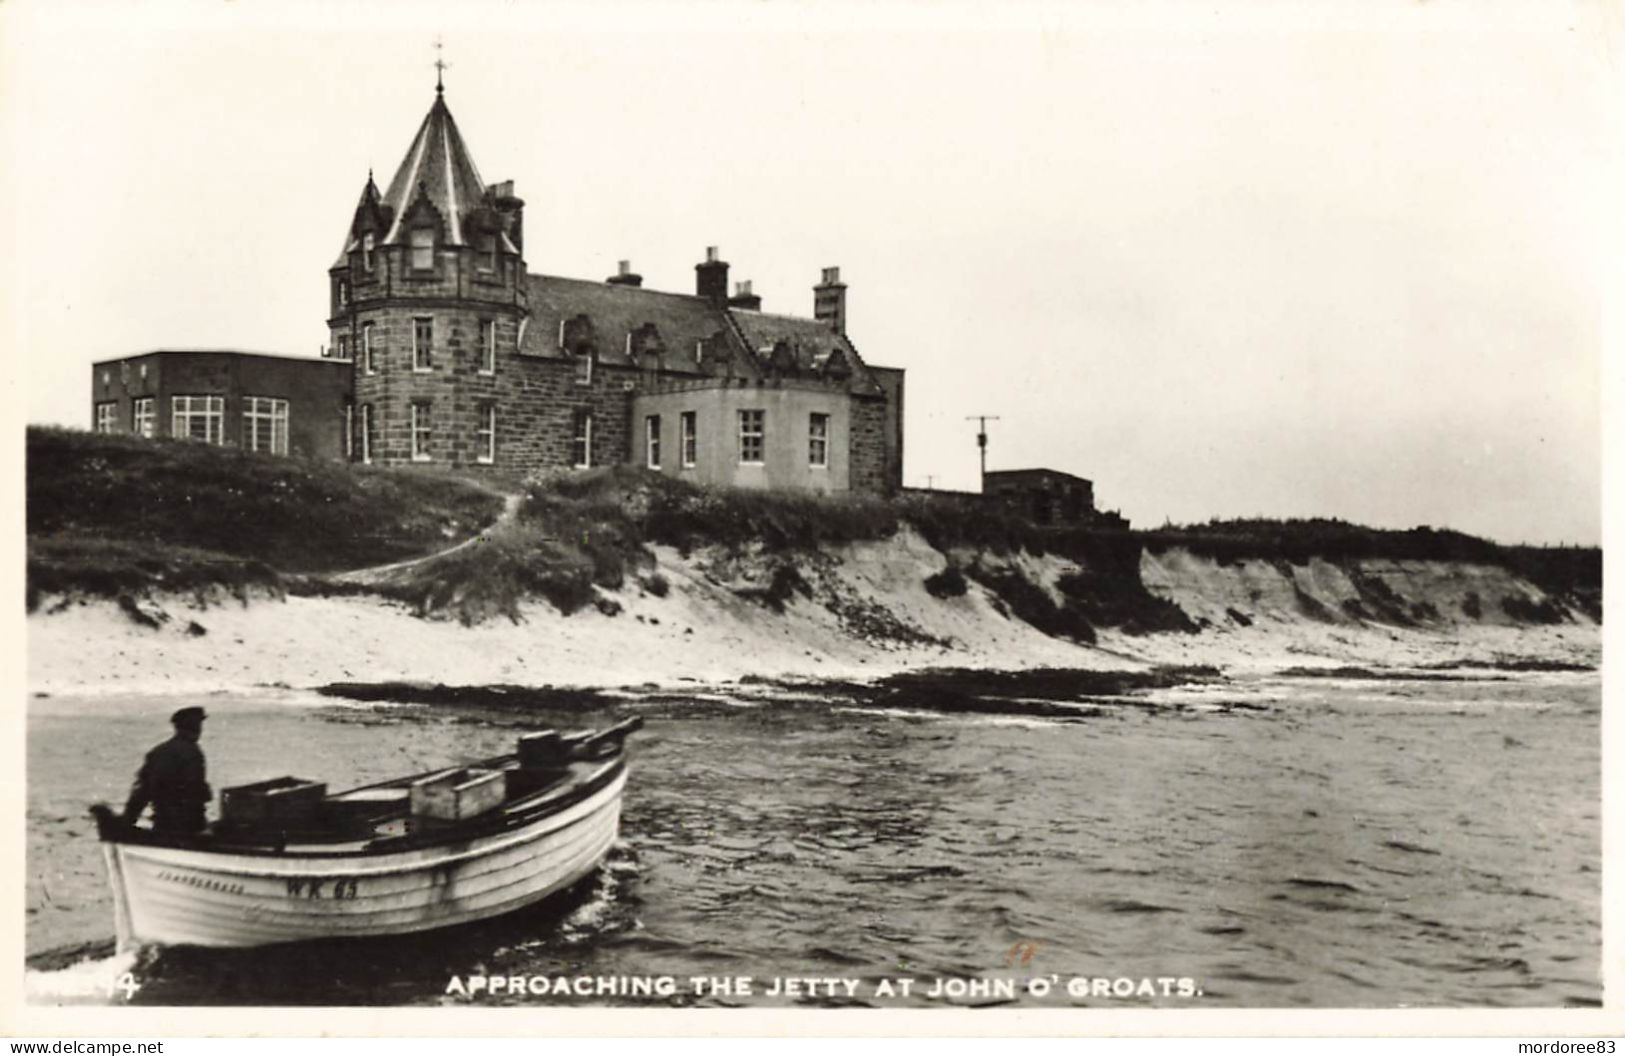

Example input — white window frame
[242,396,289,455]
[413,317,434,372]
[809,412,830,469]
[344,403,354,459]
[133,397,155,438]
[171,395,225,444]
[645,415,661,469]
[738,409,765,465]
[95,402,117,433]
[410,401,432,462]
[572,410,593,469]
[680,411,697,468]
[477,233,497,274]
[362,323,376,374]
[362,232,375,271]
[479,319,496,375]
[575,350,593,387]
[477,403,496,465]
[360,404,373,464]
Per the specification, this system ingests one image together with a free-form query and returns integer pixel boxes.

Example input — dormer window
[362,233,375,271]
[337,280,350,307]
[410,228,435,271]
[477,232,497,273]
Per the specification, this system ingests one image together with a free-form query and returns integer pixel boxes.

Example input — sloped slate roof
[518,275,885,395]
[520,275,749,376]
[378,93,489,247]
[728,308,884,396]
[335,93,521,267]
[332,178,383,268]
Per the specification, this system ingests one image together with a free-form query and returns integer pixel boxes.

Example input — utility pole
[965,415,1000,493]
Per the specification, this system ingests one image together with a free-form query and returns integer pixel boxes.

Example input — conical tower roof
[377,91,490,247]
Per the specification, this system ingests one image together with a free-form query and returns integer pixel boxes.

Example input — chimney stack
[814,266,846,333]
[728,279,762,311]
[695,246,729,305]
[606,259,643,287]
[487,180,525,256]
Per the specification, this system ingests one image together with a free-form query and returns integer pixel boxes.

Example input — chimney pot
[728,279,762,311]
[606,259,643,287]
[706,246,720,263]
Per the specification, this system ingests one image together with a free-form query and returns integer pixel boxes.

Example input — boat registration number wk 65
[286,877,360,900]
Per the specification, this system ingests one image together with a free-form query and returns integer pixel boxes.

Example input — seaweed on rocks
[315,681,615,710]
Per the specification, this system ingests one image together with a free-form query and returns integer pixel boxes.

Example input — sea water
[25,668,1600,1008]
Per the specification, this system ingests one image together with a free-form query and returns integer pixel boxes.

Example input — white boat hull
[103,765,626,949]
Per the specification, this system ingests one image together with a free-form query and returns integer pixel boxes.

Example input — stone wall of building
[488,355,644,472]
[340,235,530,468]
[350,304,524,467]
[867,365,905,494]
[849,394,892,495]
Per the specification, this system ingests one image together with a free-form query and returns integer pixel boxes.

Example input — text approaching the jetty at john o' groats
[443,973,1204,1002]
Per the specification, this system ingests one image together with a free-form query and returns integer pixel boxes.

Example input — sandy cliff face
[1137,548,1588,630]
[26,532,1598,696]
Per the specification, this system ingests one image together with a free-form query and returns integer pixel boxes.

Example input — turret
[330,88,527,468]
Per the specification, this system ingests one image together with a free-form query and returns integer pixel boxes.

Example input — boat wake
[24,948,140,1006]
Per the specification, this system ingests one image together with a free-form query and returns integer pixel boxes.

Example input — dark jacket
[123,734,210,834]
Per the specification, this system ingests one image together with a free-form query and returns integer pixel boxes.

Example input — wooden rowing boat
[88,717,643,950]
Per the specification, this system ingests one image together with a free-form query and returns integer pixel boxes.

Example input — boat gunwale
[117,799,622,927]
[96,755,627,861]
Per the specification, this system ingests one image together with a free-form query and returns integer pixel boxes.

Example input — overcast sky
[3,1,1613,545]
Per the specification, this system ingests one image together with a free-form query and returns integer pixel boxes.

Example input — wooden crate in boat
[409,768,505,821]
[518,730,564,768]
[326,787,410,825]
[220,777,327,826]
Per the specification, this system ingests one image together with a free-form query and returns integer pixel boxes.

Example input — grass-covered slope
[1144,517,1602,621]
[26,427,504,606]
[27,429,1600,642]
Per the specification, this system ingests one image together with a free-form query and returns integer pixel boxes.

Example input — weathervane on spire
[433,36,449,95]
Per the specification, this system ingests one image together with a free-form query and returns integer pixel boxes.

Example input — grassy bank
[1144,517,1602,621]
[27,427,504,608]
[28,428,1601,641]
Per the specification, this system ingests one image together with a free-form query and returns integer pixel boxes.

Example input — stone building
[984,468,1129,528]
[326,85,905,492]
[89,350,351,460]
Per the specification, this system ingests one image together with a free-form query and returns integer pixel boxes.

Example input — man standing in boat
[122,706,212,835]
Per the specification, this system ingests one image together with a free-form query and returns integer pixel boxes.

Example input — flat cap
[170,706,208,726]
